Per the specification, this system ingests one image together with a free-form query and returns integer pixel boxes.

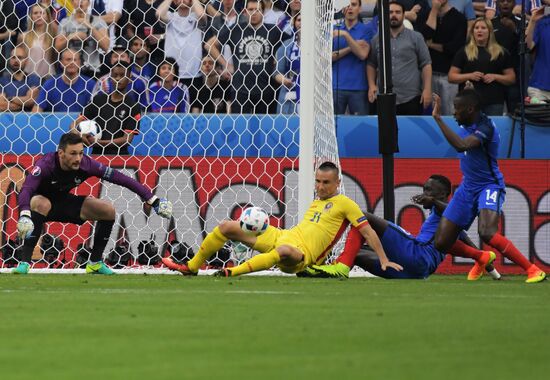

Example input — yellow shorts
[253,226,320,274]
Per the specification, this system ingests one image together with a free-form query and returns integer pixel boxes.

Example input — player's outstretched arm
[88,158,173,219]
[358,224,403,272]
[432,94,480,152]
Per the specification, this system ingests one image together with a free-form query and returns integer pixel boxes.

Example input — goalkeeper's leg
[14,196,51,274]
[80,198,116,275]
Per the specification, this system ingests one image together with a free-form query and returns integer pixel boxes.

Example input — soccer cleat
[12,262,30,274]
[296,266,324,278]
[310,262,351,279]
[86,261,115,275]
[213,268,231,277]
[526,265,546,284]
[161,257,197,276]
[467,251,496,281]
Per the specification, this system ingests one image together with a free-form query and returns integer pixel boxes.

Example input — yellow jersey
[290,194,369,262]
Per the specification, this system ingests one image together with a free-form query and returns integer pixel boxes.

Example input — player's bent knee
[30,195,52,215]
[479,229,497,244]
[218,220,241,238]
[276,245,303,264]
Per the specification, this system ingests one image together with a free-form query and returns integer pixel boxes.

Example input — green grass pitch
[0,274,549,380]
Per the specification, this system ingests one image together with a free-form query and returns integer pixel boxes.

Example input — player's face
[59,143,84,171]
[422,178,448,207]
[453,98,474,125]
[315,170,340,200]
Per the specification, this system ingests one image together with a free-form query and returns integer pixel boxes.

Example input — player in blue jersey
[13,132,173,275]
[305,175,500,279]
[431,89,546,283]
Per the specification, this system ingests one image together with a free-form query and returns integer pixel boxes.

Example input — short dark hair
[318,161,340,177]
[158,56,180,77]
[456,89,481,111]
[429,174,452,197]
[111,59,131,71]
[58,132,83,151]
[245,0,264,11]
[389,0,405,12]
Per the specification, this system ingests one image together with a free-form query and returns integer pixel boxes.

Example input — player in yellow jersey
[162,162,403,277]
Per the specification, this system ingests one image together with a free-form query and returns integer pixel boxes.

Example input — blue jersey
[0,72,41,98]
[148,81,189,113]
[416,207,441,244]
[37,75,96,112]
[458,114,505,192]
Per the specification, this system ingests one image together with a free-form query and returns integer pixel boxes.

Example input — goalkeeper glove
[148,197,173,219]
[17,211,34,239]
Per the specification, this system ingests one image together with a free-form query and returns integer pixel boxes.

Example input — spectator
[420,0,467,115]
[368,1,432,115]
[204,0,243,82]
[332,0,372,115]
[92,42,150,109]
[274,13,300,114]
[485,0,546,19]
[447,0,476,22]
[263,0,284,25]
[19,3,57,81]
[129,36,155,80]
[148,57,190,113]
[127,0,166,65]
[490,0,520,111]
[0,0,18,72]
[157,0,206,104]
[526,6,550,103]
[448,17,515,115]
[278,0,301,36]
[55,0,110,78]
[193,55,232,113]
[205,0,284,114]
[38,0,68,27]
[92,0,123,51]
[33,47,96,112]
[0,44,41,111]
[71,60,141,155]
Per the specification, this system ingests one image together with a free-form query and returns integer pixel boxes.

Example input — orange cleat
[161,257,197,276]
[467,251,496,281]
[526,265,546,284]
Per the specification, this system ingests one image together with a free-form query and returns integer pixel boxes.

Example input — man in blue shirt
[34,48,96,113]
[332,0,373,115]
[0,44,40,111]
[526,6,550,103]
[431,89,546,283]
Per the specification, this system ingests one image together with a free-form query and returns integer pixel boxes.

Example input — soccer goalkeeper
[13,132,173,275]
[162,161,403,276]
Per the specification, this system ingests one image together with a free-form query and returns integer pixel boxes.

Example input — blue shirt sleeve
[473,118,494,144]
[36,78,53,111]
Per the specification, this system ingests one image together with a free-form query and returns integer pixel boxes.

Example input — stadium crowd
[0,0,549,117]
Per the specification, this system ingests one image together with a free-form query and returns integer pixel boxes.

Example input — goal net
[0,0,343,273]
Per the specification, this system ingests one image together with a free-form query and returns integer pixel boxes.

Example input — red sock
[336,227,365,267]
[488,233,531,271]
[449,239,484,261]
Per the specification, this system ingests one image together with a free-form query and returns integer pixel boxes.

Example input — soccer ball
[239,207,269,235]
[77,120,102,141]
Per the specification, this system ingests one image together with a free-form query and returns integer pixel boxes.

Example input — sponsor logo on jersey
[75,177,82,185]
[103,167,114,180]
[31,166,41,176]
[324,202,333,211]
[357,215,368,224]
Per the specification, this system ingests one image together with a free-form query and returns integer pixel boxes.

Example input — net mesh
[0,0,344,272]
